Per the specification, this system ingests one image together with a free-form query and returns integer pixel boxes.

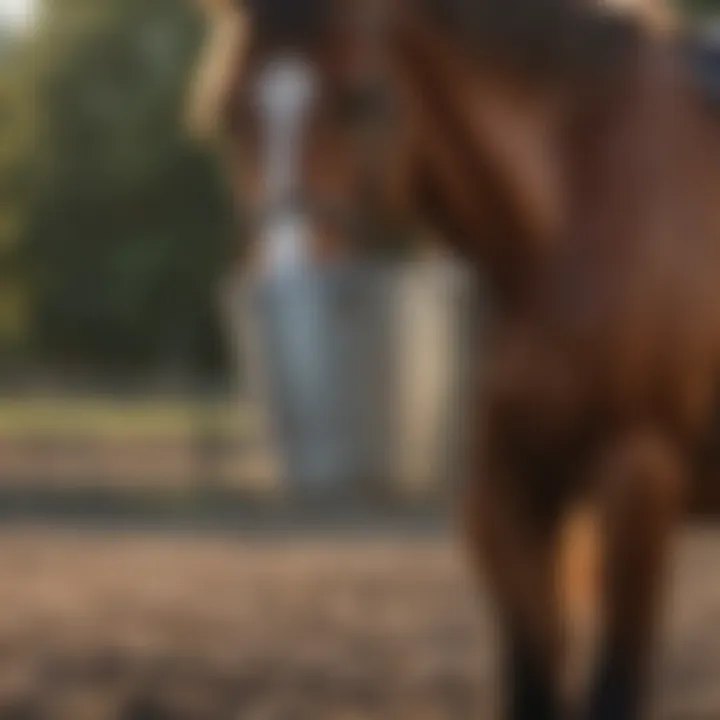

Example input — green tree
[14,0,237,374]
[0,25,34,356]
[680,0,720,16]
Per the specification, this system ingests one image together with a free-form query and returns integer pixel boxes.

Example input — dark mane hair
[245,0,330,47]
[420,0,643,79]
[242,0,643,79]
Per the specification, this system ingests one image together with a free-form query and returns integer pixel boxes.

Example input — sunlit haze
[0,0,35,31]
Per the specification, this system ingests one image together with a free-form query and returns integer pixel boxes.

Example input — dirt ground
[0,527,716,720]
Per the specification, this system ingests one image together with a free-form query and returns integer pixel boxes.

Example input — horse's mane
[242,0,648,70]
[244,0,329,46]
[420,0,656,79]
[185,0,668,141]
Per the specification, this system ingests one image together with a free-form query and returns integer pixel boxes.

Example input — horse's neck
[400,15,567,298]
[401,12,690,311]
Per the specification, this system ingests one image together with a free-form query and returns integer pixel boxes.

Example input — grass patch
[0,398,259,439]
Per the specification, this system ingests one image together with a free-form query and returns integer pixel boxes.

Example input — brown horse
[187,1,720,718]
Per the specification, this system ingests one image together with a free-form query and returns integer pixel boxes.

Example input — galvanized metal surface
[234,257,477,497]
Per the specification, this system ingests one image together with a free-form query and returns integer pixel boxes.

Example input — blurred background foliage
[0,0,236,379]
[683,0,720,14]
[0,0,718,381]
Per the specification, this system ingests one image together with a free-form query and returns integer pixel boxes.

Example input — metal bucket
[231,255,475,498]
[390,256,476,495]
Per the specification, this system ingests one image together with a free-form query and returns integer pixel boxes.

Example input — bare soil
[0,528,715,719]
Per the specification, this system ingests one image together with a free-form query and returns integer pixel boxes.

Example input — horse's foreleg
[588,431,684,720]
[464,463,565,720]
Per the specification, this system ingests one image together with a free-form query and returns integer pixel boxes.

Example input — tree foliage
[4,0,237,374]
[681,0,720,15]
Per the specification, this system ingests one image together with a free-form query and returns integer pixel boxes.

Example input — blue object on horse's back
[686,20,720,107]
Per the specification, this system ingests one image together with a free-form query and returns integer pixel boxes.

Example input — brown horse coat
[187,2,720,717]
[398,10,720,718]
[404,9,720,488]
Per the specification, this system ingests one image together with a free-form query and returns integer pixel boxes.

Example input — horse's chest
[483,328,590,452]
[483,307,719,454]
